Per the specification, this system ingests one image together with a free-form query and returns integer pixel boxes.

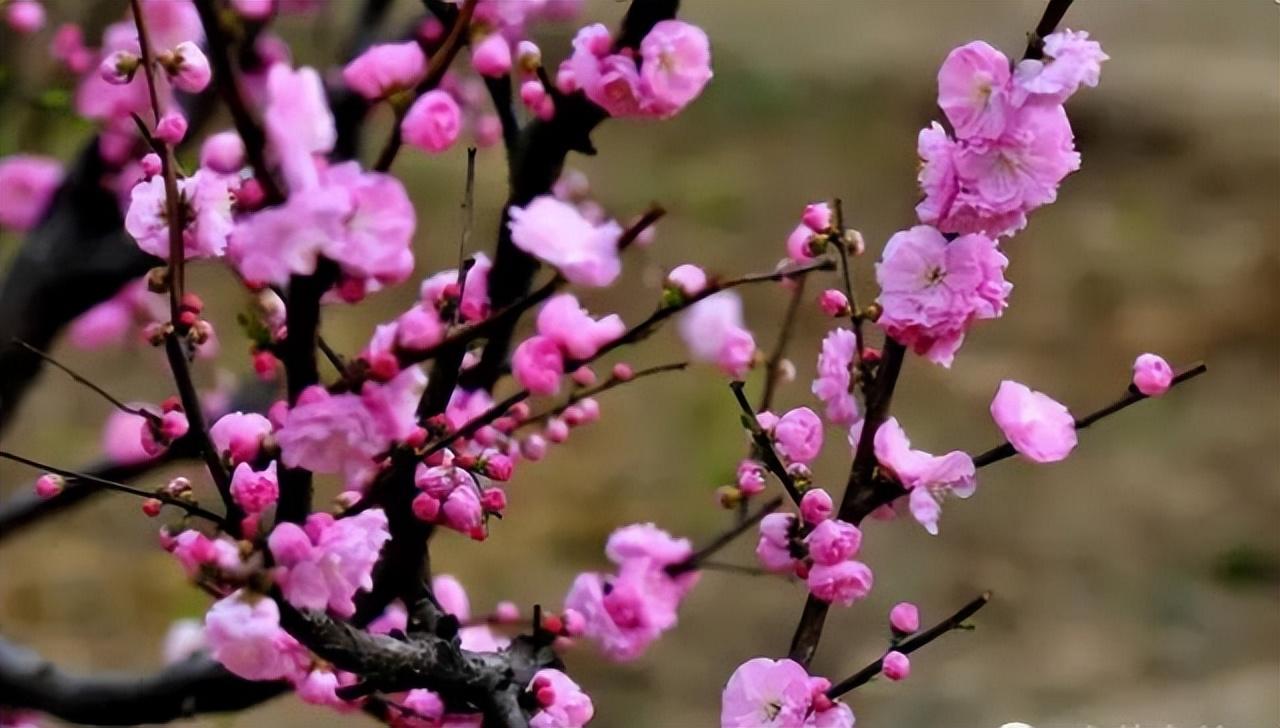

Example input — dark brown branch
[0,642,286,725]
[1024,0,1075,60]
[192,0,285,204]
[825,592,992,698]
[162,333,237,525]
[972,362,1208,468]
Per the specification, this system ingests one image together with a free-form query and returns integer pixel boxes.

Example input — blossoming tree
[0,0,1205,726]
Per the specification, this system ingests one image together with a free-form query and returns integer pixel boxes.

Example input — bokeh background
[1,1,1278,726]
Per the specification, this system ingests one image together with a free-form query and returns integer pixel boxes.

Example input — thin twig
[972,362,1208,468]
[729,381,805,506]
[668,495,783,576]
[825,592,992,698]
[451,148,478,328]
[0,450,223,523]
[758,275,806,413]
[11,339,152,419]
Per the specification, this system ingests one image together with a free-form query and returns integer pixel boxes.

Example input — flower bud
[34,473,65,499]
[99,50,139,85]
[818,289,851,317]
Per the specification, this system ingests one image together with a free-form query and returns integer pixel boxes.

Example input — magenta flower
[774,407,824,464]
[263,64,336,192]
[720,657,812,727]
[401,89,462,154]
[875,225,1011,367]
[804,519,862,566]
[536,294,625,360]
[678,291,757,379]
[230,461,279,515]
[807,560,874,606]
[873,417,976,535]
[882,650,911,681]
[210,411,273,465]
[200,131,246,174]
[126,170,234,261]
[471,33,512,78]
[890,601,920,634]
[1132,353,1173,396]
[638,20,713,118]
[1013,29,1108,105]
[811,328,860,426]
[268,509,391,618]
[989,380,1078,463]
[937,40,1012,141]
[204,590,308,682]
[667,263,709,296]
[167,41,211,94]
[528,669,594,728]
[508,195,623,287]
[342,41,427,100]
[513,335,565,396]
[0,155,62,231]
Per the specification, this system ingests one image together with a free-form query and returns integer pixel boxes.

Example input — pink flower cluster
[268,509,392,618]
[276,368,424,490]
[873,418,977,535]
[410,452,509,541]
[528,669,595,728]
[563,20,711,119]
[126,170,235,260]
[917,31,1106,238]
[677,291,757,379]
[756,499,873,607]
[564,524,700,661]
[513,293,624,395]
[720,658,854,728]
[875,225,1011,366]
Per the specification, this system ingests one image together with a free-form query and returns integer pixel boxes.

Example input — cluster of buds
[140,397,190,456]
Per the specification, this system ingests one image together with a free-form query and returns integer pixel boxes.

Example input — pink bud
[611,362,634,381]
[99,50,139,85]
[800,488,833,524]
[480,487,507,512]
[571,366,597,387]
[231,0,273,20]
[736,459,766,496]
[200,132,246,174]
[576,398,600,423]
[482,454,514,482]
[252,350,278,380]
[802,202,832,233]
[142,498,163,517]
[494,600,521,623]
[404,426,429,449]
[169,41,212,93]
[520,79,548,111]
[1132,353,1173,397]
[520,434,548,462]
[471,34,512,78]
[818,289,851,317]
[154,112,188,145]
[889,601,920,634]
[561,607,586,636]
[545,418,569,443]
[535,686,557,707]
[411,493,441,522]
[882,650,910,681]
[666,264,708,296]
[401,90,462,154]
[141,153,163,178]
[34,473,65,499]
[5,0,45,34]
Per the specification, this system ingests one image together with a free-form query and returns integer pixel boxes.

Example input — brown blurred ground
[1,1,1278,726]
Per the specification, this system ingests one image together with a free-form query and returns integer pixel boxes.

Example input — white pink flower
[268,509,391,618]
[989,380,1077,463]
[508,195,623,288]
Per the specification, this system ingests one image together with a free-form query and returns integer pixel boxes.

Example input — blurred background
[1,0,1277,726]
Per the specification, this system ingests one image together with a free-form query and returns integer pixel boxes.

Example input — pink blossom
[51,23,93,74]
[667,264,708,296]
[804,519,862,566]
[161,619,206,664]
[678,291,756,378]
[210,411,273,465]
[882,650,911,681]
[802,202,832,233]
[471,33,512,78]
[167,41,211,93]
[817,290,850,318]
[989,380,1077,463]
[126,170,234,260]
[915,122,959,227]
[343,41,428,100]
[4,0,44,34]
[269,509,391,618]
[0,155,63,232]
[807,560,873,606]
[513,336,565,396]
[420,251,492,322]
[402,90,462,154]
[568,25,642,118]
[937,41,1012,141]
[154,111,188,145]
[432,574,471,620]
[1013,29,1108,105]
[873,417,976,535]
[320,161,416,288]
[720,657,812,727]
[204,590,308,681]
[170,530,241,578]
[875,225,1011,366]
[138,0,203,48]
[736,458,766,496]
[564,524,698,661]
[1132,353,1173,396]
[508,196,623,288]
[264,64,336,192]
[528,669,594,728]
[786,223,818,262]
[34,474,64,499]
[637,20,713,118]
[200,131,246,174]
[811,328,860,426]
[230,461,279,515]
[441,485,484,535]
[755,513,797,573]
[799,488,833,525]
[890,601,920,634]
[228,186,345,284]
[774,407,824,464]
[536,294,624,360]
[102,409,155,465]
